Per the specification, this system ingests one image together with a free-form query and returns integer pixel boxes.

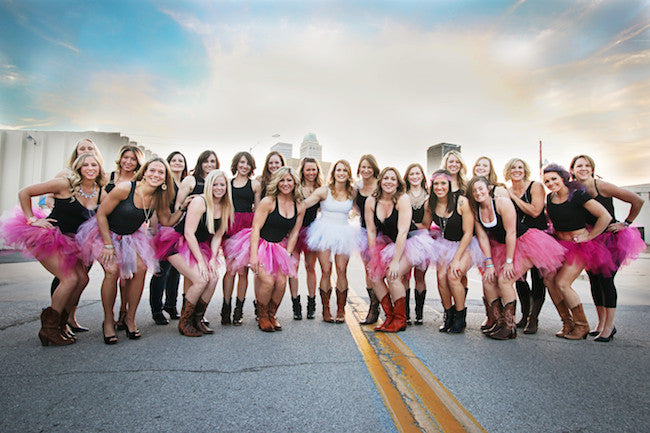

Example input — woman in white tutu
[155,170,233,337]
[425,170,484,333]
[303,160,361,323]
[365,167,438,333]
[223,167,304,332]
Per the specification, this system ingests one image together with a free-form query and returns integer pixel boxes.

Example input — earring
[161,184,168,190]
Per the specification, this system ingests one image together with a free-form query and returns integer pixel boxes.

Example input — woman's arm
[174,176,196,211]
[420,202,433,231]
[208,216,226,276]
[183,197,209,279]
[598,180,644,230]
[157,196,190,227]
[18,178,69,228]
[249,197,273,274]
[496,196,517,280]
[302,186,327,208]
[251,179,262,210]
[388,195,412,280]
[449,197,475,274]
[474,220,495,283]
[285,203,305,254]
[582,199,613,241]
[96,183,131,265]
[508,181,544,218]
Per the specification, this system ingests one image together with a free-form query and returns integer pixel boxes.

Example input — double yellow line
[346,297,486,433]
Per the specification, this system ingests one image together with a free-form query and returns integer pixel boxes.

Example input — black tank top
[374,202,417,243]
[513,182,547,230]
[190,176,205,196]
[356,192,369,228]
[231,178,255,213]
[49,189,101,235]
[412,203,425,224]
[480,199,528,244]
[107,182,147,235]
[546,190,592,232]
[303,202,319,227]
[432,204,464,242]
[585,180,615,226]
[105,172,116,193]
[175,211,221,243]
[260,198,297,243]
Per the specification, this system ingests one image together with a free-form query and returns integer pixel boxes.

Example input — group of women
[0,139,644,346]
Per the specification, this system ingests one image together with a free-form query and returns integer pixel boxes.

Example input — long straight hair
[204,169,234,234]
[428,169,456,215]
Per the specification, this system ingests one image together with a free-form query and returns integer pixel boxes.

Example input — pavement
[0,250,648,433]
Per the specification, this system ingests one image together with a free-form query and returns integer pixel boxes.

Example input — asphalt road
[1,251,648,433]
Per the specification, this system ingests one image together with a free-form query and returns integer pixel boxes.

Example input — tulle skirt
[557,238,617,277]
[595,226,646,269]
[368,230,439,281]
[76,217,158,279]
[226,211,254,238]
[0,205,80,274]
[222,228,297,277]
[306,218,363,257]
[432,237,485,269]
[359,227,371,263]
[295,226,313,254]
[153,227,214,266]
[487,229,566,277]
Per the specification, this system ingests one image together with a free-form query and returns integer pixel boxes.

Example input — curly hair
[68,153,106,201]
[328,160,355,199]
[230,151,256,177]
[503,158,531,182]
[265,167,303,202]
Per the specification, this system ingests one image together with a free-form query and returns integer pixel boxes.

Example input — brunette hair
[403,163,428,192]
[114,145,145,173]
[230,151,256,177]
[134,157,175,212]
[328,159,355,199]
[357,154,380,178]
[428,169,456,215]
[260,151,286,193]
[466,176,491,220]
[569,154,597,180]
[299,157,324,188]
[543,163,585,199]
[372,167,406,203]
[166,151,188,179]
[192,150,219,181]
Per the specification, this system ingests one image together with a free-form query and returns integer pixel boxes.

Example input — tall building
[427,143,461,174]
[299,132,322,161]
[270,142,293,162]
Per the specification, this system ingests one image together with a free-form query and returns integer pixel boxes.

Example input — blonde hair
[373,167,406,204]
[441,150,468,193]
[503,158,531,182]
[265,167,303,202]
[328,160,355,199]
[203,169,234,234]
[67,138,104,168]
[68,153,106,201]
[473,156,499,185]
[134,157,175,212]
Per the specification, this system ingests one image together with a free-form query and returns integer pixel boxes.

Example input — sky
[1,0,649,185]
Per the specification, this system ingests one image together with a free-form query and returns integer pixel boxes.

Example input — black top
[302,202,320,227]
[232,178,255,213]
[412,203,425,224]
[546,190,592,232]
[107,182,147,235]
[432,205,464,242]
[356,192,369,228]
[260,198,297,243]
[585,180,615,226]
[105,172,116,193]
[479,199,528,244]
[169,181,179,213]
[175,210,221,243]
[49,190,100,235]
[513,182,547,230]
[190,176,205,196]
[374,202,417,243]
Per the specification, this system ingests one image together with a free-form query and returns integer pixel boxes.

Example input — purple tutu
[488,229,566,277]
[432,237,485,269]
[76,217,158,279]
[359,227,372,263]
[368,230,439,281]
[596,226,646,269]
[153,227,214,266]
[226,211,254,238]
[0,205,80,274]
[223,228,297,277]
[556,237,616,277]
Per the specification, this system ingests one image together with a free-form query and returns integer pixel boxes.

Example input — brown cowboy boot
[320,288,334,323]
[488,300,517,340]
[38,307,74,346]
[554,299,574,338]
[256,301,275,332]
[268,299,282,331]
[482,298,501,334]
[194,299,215,334]
[480,297,498,331]
[335,289,347,323]
[382,297,407,332]
[178,298,202,337]
[564,304,589,340]
[360,288,379,325]
[524,298,544,334]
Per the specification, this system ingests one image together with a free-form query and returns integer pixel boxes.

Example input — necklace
[78,185,97,199]
[136,187,154,230]
[408,188,427,209]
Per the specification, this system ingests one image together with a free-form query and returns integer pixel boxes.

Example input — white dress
[306,190,362,256]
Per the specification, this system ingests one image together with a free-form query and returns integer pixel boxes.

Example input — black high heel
[124,324,141,340]
[594,327,616,343]
[68,323,89,333]
[102,322,118,345]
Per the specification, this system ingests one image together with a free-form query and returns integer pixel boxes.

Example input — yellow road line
[345,297,487,433]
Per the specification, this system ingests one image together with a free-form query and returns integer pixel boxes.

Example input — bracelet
[484,257,492,262]
[26,216,37,225]
[103,245,115,250]
[624,219,633,226]
[506,258,513,264]
[485,264,494,268]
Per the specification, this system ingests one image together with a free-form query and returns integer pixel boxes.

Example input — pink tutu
[487,229,566,277]
[556,237,616,277]
[153,227,214,266]
[432,237,485,269]
[0,205,80,274]
[295,226,313,254]
[368,230,439,281]
[595,226,646,269]
[223,228,297,277]
[226,212,254,238]
[76,217,158,279]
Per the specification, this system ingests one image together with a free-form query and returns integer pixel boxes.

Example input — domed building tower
[300,132,323,161]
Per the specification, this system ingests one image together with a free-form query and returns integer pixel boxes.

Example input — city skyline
[1,0,648,185]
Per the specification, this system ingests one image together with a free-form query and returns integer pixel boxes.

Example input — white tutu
[306,218,363,256]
